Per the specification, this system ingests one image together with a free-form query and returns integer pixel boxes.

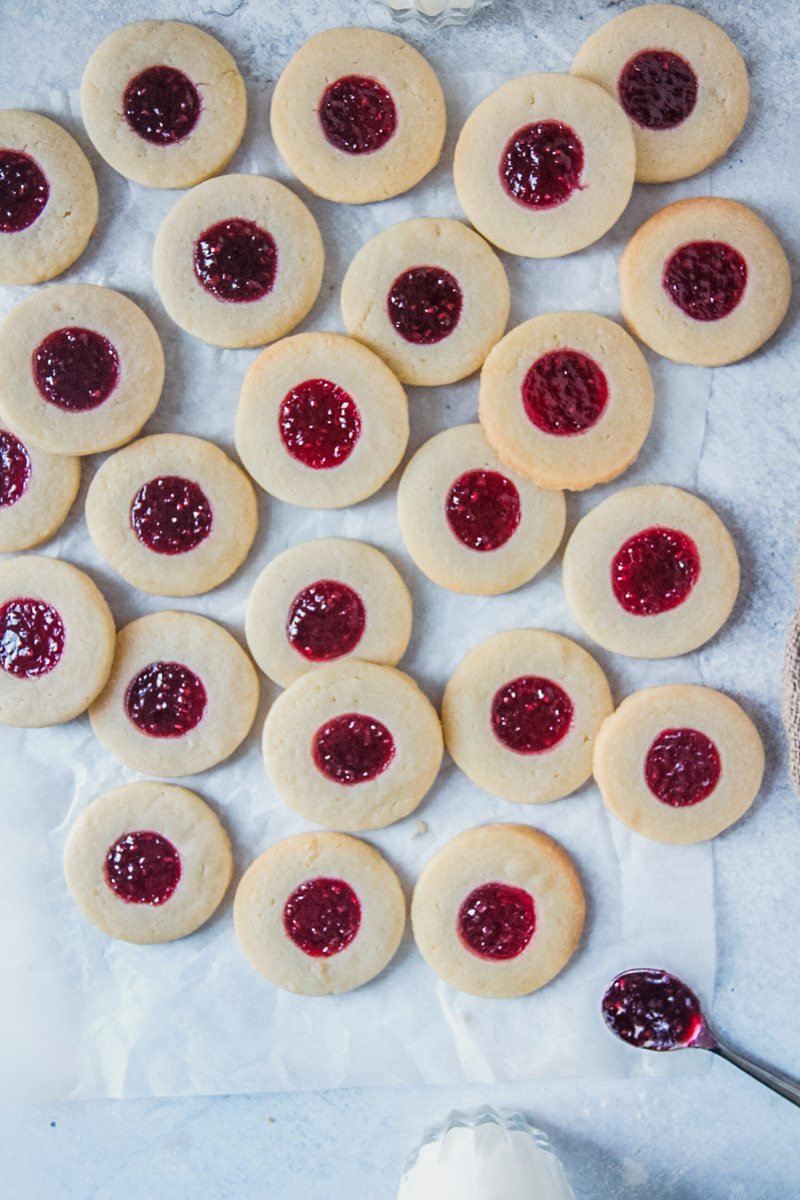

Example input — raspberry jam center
[0,430,32,507]
[0,149,49,232]
[125,660,208,739]
[458,882,536,961]
[104,830,182,906]
[446,469,522,552]
[0,597,65,679]
[522,349,609,436]
[318,75,397,155]
[130,475,213,556]
[663,241,748,322]
[388,266,463,345]
[123,65,202,145]
[645,727,721,807]
[287,579,366,662]
[279,379,362,470]
[500,121,584,209]
[194,219,278,303]
[33,327,120,412]
[618,50,699,131]
[312,712,396,786]
[602,968,704,1051]
[283,877,362,958]
[491,675,574,755]
[611,526,700,616]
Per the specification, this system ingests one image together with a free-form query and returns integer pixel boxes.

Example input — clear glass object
[396,1106,576,1200]
[373,0,495,30]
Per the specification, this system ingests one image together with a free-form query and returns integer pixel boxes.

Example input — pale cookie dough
[594,684,764,844]
[411,824,585,998]
[64,782,232,944]
[0,429,80,552]
[262,660,443,831]
[442,629,613,805]
[81,20,247,189]
[0,284,164,456]
[0,110,98,285]
[271,27,445,205]
[235,332,409,508]
[245,538,412,688]
[619,198,791,366]
[340,218,510,386]
[234,831,406,996]
[562,484,740,659]
[85,433,257,597]
[479,312,654,492]
[453,74,635,259]
[397,424,565,596]
[0,555,114,728]
[90,611,259,777]
[153,174,324,349]
[572,4,749,184]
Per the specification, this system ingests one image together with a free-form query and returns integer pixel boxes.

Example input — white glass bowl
[374,0,494,30]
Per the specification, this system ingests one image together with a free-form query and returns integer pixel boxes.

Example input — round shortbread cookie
[64,782,232,944]
[263,660,443,831]
[270,27,445,205]
[340,218,510,386]
[411,824,585,998]
[245,538,412,688]
[81,20,246,189]
[0,284,164,456]
[235,332,409,509]
[0,429,80,552]
[234,831,406,996]
[453,74,635,259]
[0,110,98,285]
[594,684,764,844]
[397,424,565,596]
[153,174,324,349]
[572,4,749,184]
[620,198,791,367]
[85,433,257,597]
[562,484,740,659]
[89,611,259,778]
[442,629,613,805]
[0,555,114,727]
[479,312,654,492]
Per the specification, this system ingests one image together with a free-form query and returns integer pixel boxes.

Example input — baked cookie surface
[0,429,80,553]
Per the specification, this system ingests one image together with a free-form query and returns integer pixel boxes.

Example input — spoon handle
[711,1040,800,1107]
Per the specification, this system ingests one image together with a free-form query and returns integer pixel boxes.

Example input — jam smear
[33,327,120,412]
[125,660,208,739]
[458,881,536,961]
[287,579,366,662]
[645,727,721,807]
[663,241,748,322]
[283,876,362,958]
[318,75,397,155]
[601,968,705,1051]
[446,469,522,552]
[104,830,182,906]
[618,50,698,131]
[522,349,609,436]
[0,430,32,508]
[500,121,584,209]
[123,65,202,145]
[491,675,574,755]
[279,379,362,470]
[387,266,463,345]
[611,526,700,616]
[0,149,49,232]
[130,475,213,556]
[194,218,278,303]
[312,712,396,786]
[0,597,65,678]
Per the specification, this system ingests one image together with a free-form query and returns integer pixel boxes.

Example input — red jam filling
[500,121,584,209]
[663,241,748,322]
[601,968,705,1050]
[0,597,64,678]
[0,149,49,232]
[458,882,536,960]
[287,579,366,662]
[279,379,362,470]
[283,877,362,958]
[645,727,721,807]
[104,830,182,906]
[318,75,397,155]
[125,660,208,739]
[491,675,573,755]
[33,327,120,412]
[387,266,463,345]
[312,712,396,786]
[123,65,202,145]
[522,349,609,436]
[611,526,700,616]
[446,469,521,552]
[618,50,698,131]
[130,475,213,556]
[0,430,32,508]
[194,218,278,303]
